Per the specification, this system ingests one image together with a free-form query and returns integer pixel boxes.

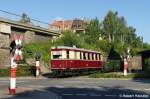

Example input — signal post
[35,52,41,78]
[9,33,23,95]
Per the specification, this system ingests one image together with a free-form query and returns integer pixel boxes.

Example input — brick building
[49,18,90,33]
[72,18,89,33]
[49,20,72,32]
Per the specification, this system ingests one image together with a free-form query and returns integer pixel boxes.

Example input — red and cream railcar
[51,46,103,73]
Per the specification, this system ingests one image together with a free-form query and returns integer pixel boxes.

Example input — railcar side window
[83,52,86,60]
[89,53,91,60]
[80,52,83,59]
[95,54,98,60]
[85,53,88,60]
[93,54,95,60]
[88,53,90,60]
[76,52,80,59]
[97,54,99,60]
[69,51,75,59]
[67,50,69,59]
[92,54,94,60]
[99,54,101,60]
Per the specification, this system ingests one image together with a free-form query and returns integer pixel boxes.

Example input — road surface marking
[76,93,87,96]
[0,80,25,83]
[144,89,150,91]
[55,85,65,88]
[62,93,73,96]
[90,94,101,96]
[105,95,117,97]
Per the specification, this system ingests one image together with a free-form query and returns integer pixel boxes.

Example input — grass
[89,72,150,79]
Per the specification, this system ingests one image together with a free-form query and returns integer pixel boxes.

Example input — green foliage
[96,40,112,54]
[103,11,118,42]
[143,43,150,49]
[103,60,121,72]
[89,72,150,78]
[17,66,35,76]
[54,30,82,48]
[0,68,10,77]
[145,57,150,74]
[0,66,35,77]
[85,18,102,44]
[102,10,144,55]
[24,42,52,63]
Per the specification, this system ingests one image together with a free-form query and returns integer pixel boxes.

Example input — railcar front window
[53,55,62,59]
[51,51,62,59]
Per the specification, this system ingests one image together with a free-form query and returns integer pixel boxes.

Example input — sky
[0,0,150,43]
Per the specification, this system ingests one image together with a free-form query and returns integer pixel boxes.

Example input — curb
[0,76,48,80]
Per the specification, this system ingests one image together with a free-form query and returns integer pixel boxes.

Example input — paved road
[0,77,150,99]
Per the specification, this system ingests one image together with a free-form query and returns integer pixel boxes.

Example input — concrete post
[9,57,17,95]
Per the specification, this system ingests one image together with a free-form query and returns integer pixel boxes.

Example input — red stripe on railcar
[51,59,103,70]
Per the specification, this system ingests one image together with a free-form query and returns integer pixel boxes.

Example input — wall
[131,56,142,70]
[34,32,52,43]
[0,33,10,68]
[24,30,35,44]
[24,31,53,44]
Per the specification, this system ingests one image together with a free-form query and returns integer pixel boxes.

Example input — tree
[20,13,31,23]
[85,18,102,44]
[103,11,118,42]
[117,16,127,44]
[54,30,81,47]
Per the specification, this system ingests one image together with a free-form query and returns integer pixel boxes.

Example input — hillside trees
[54,11,146,56]
[102,11,145,56]
[102,11,118,42]
[54,30,81,47]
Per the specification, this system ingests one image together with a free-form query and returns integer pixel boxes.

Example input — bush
[0,65,36,77]
[145,57,150,74]
[0,68,10,77]
[103,60,121,72]
[24,42,52,64]
[17,65,36,77]
[89,72,150,78]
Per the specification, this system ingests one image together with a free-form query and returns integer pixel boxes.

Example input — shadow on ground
[42,72,90,78]
[4,86,150,99]
[132,78,150,85]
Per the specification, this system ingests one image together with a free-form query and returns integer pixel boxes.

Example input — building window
[78,25,81,28]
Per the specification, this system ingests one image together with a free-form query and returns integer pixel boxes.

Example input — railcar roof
[51,46,101,54]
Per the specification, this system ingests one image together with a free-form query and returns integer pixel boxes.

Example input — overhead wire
[0,9,50,26]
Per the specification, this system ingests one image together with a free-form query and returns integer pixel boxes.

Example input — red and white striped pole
[9,57,17,95]
[36,60,40,78]
[124,58,128,76]
[13,34,23,61]
[35,52,41,78]
[9,33,23,95]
